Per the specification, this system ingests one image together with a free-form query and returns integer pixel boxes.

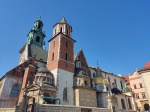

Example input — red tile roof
[123,75,130,85]
[141,61,150,71]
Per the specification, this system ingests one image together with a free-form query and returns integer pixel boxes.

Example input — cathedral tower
[19,17,47,65]
[47,17,76,105]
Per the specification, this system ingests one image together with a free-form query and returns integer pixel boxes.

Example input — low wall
[0,108,16,112]
[0,98,18,108]
[38,104,110,112]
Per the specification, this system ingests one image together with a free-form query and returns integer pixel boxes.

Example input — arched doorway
[144,103,149,111]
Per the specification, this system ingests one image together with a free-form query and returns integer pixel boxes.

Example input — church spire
[53,16,72,38]
[58,16,67,23]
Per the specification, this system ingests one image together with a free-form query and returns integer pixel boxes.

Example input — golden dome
[93,76,110,85]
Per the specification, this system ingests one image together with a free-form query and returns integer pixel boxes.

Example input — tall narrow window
[108,77,110,83]
[128,98,132,110]
[66,53,68,61]
[114,79,117,87]
[120,81,123,89]
[63,88,67,101]
[84,81,87,86]
[66,42,69,48]
[52,52,54,61]
[53,41,55,48]
[134,84,136,89]
[93,73,96,78]
[60,27,62,32]
[67,28,69,34]
[10,84,20,97]
[55,29,56,34]
[139,83,143,88]
[36,36,40,42]
[38,24,41,29]
[121,99,126,109]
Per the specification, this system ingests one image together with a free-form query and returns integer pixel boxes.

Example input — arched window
[10,84,20,97]
[84,81,87,86]
[65,53,68,61]
[36,36,40,42]
[63,88,67,101]
[121,99,126,109]
[128,98,132,110]
[52,52,54,61]
[120,81,123,89]
[60,27,62,32]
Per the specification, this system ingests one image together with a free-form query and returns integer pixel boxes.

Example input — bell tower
[27,16,46,49]
[47,17,76,105]
[19,17,46,65]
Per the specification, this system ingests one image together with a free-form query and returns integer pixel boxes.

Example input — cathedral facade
[0,17,136,112]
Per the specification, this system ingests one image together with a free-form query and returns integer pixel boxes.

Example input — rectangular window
[36,36,40,42]
[141,92,146,98]
[134,84,137,89]
[135,93,139,99]
[139,83,143,88]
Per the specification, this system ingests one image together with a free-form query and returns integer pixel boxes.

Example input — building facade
[0,17,136,112]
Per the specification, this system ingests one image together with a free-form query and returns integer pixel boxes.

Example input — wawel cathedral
[0,17,137,112]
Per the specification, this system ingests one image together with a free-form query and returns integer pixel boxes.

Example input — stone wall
[75,88,97,107]
[37,104,110,112]
[0,98,18,108]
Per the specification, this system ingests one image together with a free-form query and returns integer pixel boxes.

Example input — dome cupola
[34,67,54,85]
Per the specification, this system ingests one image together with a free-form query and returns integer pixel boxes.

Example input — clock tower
[19,17,47,65]
[47,17,76,105]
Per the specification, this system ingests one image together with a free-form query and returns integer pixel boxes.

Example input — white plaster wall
[102,72,125,90]
[0,75,22,98]
[89,68,97,79]
[141,71,150,105]
[89,68,125,91]
[51,68,74,105]
[116,94,128,110]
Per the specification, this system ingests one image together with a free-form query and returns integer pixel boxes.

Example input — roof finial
[80,46,83,51]
[39,15,42,20]
[97,60,99,68]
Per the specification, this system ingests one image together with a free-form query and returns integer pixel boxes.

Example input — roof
[58,16,67,23]
[93,76,109,85]
[123,75,130,85]
[111,88,122,94]
[37,67,50,73]
[29,44,48,62]
[74,68,88,77]
[140,60,150,71]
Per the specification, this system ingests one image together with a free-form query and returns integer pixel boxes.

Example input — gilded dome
[93,76,109,85]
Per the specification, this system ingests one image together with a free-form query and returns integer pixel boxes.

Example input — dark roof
[28,44,48,62]
[37,67,50,73]
[75,68,88,77]
[111,88,122,94]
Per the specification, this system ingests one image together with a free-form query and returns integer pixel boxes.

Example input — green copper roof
[59,16,67,23]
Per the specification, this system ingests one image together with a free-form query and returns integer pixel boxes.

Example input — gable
[141,61,150,71]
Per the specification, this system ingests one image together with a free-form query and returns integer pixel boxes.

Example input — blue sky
[0,0,150,77]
